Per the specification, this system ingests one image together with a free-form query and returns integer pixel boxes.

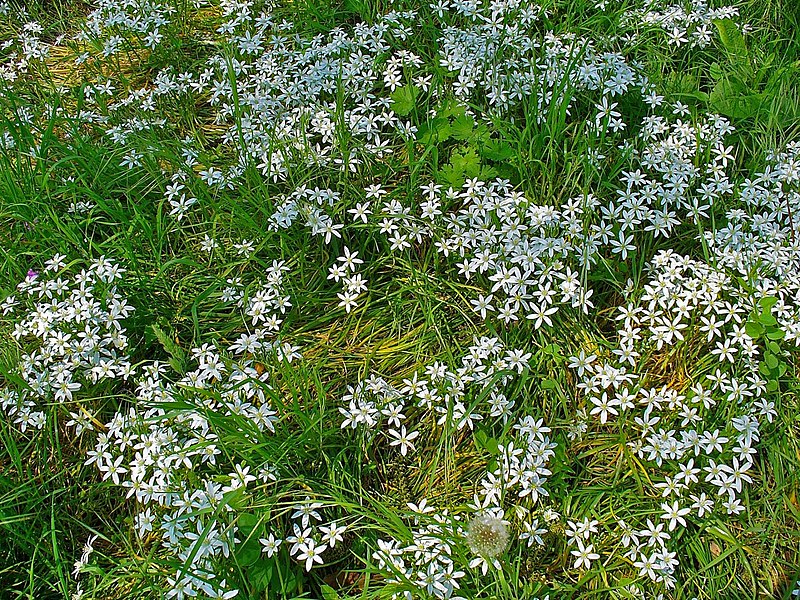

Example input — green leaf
[451,146,481,177]
[439,99,466,119]
[758,310,778,326]
[450,114,475,140]
[479,165,498,180]
[321,584,342,600]
[541,378,558,390]
[439,163,465,187]
[417,117,451,144]
[152,321,185,371]
[390,85,419,116]
[474,429,499,454]
[764,352,778,369]
[759,296,779,311]
[249,560,273,592]
[543,343,563,358]
[237,537,262,566]
[745,320,764,338]
[709,77,761,119]
[479,139,515,161]
[238,512,260,535]
[715,19,748,61]
[766,328,785,340]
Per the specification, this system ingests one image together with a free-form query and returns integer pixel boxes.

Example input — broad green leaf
[238,512,260,534]
[709,77,761,119]
[745,320,764,338]
[249,560,273,592]
[236,537,262,567]
[759,296,779,311]
[450,114,475,140]
[766,328,785,340]
[541,378,558,390]
[390,85,419,116]
[715,19,747,61]
[758,310,777,326]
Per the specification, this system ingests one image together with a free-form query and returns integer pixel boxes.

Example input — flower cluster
[87,346,292,600]
[79,0,176,55]
[260,497,350,572]
[372,502,468,600]
[330,246,367,314]
[438,0,640,114]
[339,336,531,441]
[1,256,132,432]
[560,246,781,588]
[2,0,798,598]
[622,0,740,49]
[476,415,557,512]
[0,9,54,82]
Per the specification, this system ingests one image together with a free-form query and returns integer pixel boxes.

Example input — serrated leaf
[480,139,515,161]
[451,146,481,177]
[479,165,498,180]
[495,163,520,183]
[450,114,475,140]
[439,99,466,119]
[152,321,185,368]
[438,163,465,188]
[416,117,450,144]
[390,85,419,116]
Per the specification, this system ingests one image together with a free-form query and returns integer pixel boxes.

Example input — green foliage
[707,19,800,124]
[746,296,795,392]
[1,0,800,599]
[390,85,419,117]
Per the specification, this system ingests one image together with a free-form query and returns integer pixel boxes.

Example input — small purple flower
[27,269,39,280]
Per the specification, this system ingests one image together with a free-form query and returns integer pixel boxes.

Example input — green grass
[1,0,800,598]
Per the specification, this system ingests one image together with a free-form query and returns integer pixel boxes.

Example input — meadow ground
[0,0,799,599]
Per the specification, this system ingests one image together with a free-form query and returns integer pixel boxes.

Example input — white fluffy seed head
[465,514,509,558]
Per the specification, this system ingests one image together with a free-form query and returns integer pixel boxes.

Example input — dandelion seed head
[465,514,509,558]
